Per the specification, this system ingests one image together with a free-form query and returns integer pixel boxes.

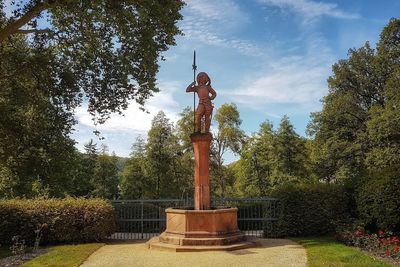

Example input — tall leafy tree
[70,140,98,196]
[308,18,400,182]
[92,148,119,199]
[0,0,184,123]
[120,136,147,199]
[173,107,195,199]
[365,19,400,169]
[211,103,245,197]
[0,33,78,197]
[145,111,177,198]
[236,121,275,196]
[307,44,376,182]
[273,115,309,184]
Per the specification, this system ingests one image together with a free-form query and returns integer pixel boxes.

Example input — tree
[0,0,184,123]
[92,148,119,199]
[365,19,400,169]
[308,18,400,182]
[0,34,79,197]
[174,107,195,199]
[307,43,377,182]
[176,107,195,152]
[70,140,98,196]
[120,136,147,199]
[236,121,275,197]
[272,115,309,185]
[145,111,177,198]
[211,103,245,197]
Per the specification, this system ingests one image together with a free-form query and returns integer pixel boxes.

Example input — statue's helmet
[197,72,210,85]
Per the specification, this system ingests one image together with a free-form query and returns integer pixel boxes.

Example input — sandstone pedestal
[148,208,258,252]
[148,133,258,252]
[191,133,212,210]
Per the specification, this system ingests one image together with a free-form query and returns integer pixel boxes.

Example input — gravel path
[80,239,307,267]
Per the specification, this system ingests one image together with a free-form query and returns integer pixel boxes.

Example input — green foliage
[69,140,98,197]
[366,70,400,169]
[0,1,184,199]
[120,137,147,199]
[357,167,400,232]
[235,121,274,197]
[308,18,400,182]
[120,110,193,199]
[0,198,116,245]
[273,116,310,184]
[271,183,352,237]
[0,34,80,198]
[91,151,119,200]
[1,1,184,123]
[22,243,104,267]
[145,111,179,198]
[235,117,312,197]
[211,103,245,197]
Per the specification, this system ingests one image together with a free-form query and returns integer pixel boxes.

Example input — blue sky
[72,0,399,162]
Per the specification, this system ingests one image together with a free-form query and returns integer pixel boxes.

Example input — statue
[186,72,217,133]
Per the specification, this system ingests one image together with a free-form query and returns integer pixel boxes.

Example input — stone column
[190,133,212,210]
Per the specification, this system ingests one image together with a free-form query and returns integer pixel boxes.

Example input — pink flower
[394,245,399,251]
[379,230,385,236]
[385,250,391,255]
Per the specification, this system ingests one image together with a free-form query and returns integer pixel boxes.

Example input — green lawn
[292,237,391,267]
[0,245,12,259]
[22,243,104,267]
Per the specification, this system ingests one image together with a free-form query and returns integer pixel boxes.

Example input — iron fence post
[140,200,144,239]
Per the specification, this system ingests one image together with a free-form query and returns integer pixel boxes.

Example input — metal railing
[110,197,278,240]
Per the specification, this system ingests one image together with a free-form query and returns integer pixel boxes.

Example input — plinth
[191,133,212,210]
[148,133,258,251]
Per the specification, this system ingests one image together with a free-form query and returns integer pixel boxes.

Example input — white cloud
[184,0,250,27]
[75,81,182,133]
[181,0,262,56]
[258,0,360,21]
[227,35,334,111]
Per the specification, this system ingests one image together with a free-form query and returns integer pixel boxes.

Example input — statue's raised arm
[186,81,196,93]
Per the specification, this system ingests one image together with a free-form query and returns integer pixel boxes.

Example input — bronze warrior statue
[186,72,217,133]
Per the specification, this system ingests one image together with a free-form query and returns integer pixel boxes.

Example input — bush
[270,183,353,237]
[357,167,400,232]
[0,198,116,245]
[335,227,400,259]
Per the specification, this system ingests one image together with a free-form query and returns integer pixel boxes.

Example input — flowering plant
[335,227,399,259]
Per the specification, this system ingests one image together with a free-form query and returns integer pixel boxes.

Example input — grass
[0,245,12,259]
[22,243,104,267]
[292,237,391,267]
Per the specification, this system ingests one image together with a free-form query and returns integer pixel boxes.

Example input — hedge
[0,198,116,245]
[357,167,400,232]
[270,183,353,237]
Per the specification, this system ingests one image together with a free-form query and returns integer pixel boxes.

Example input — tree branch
[15,28,52,34]
[0,1,50,43]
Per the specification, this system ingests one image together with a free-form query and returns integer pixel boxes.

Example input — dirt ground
[80,238,307,267]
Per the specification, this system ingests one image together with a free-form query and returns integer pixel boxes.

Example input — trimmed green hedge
[0,198,116,245]
[357,167,400,232]
[270,183,353,237]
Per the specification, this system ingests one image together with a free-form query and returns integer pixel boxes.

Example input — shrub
[270,183,353,237]
[357,167,400,232]
[335,227,400,259]
[0,198,116,245]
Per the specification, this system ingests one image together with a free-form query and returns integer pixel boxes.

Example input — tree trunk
[0,2,49,43]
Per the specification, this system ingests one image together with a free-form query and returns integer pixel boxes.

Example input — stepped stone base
[147,236,261,252]
[148,207,260,252]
